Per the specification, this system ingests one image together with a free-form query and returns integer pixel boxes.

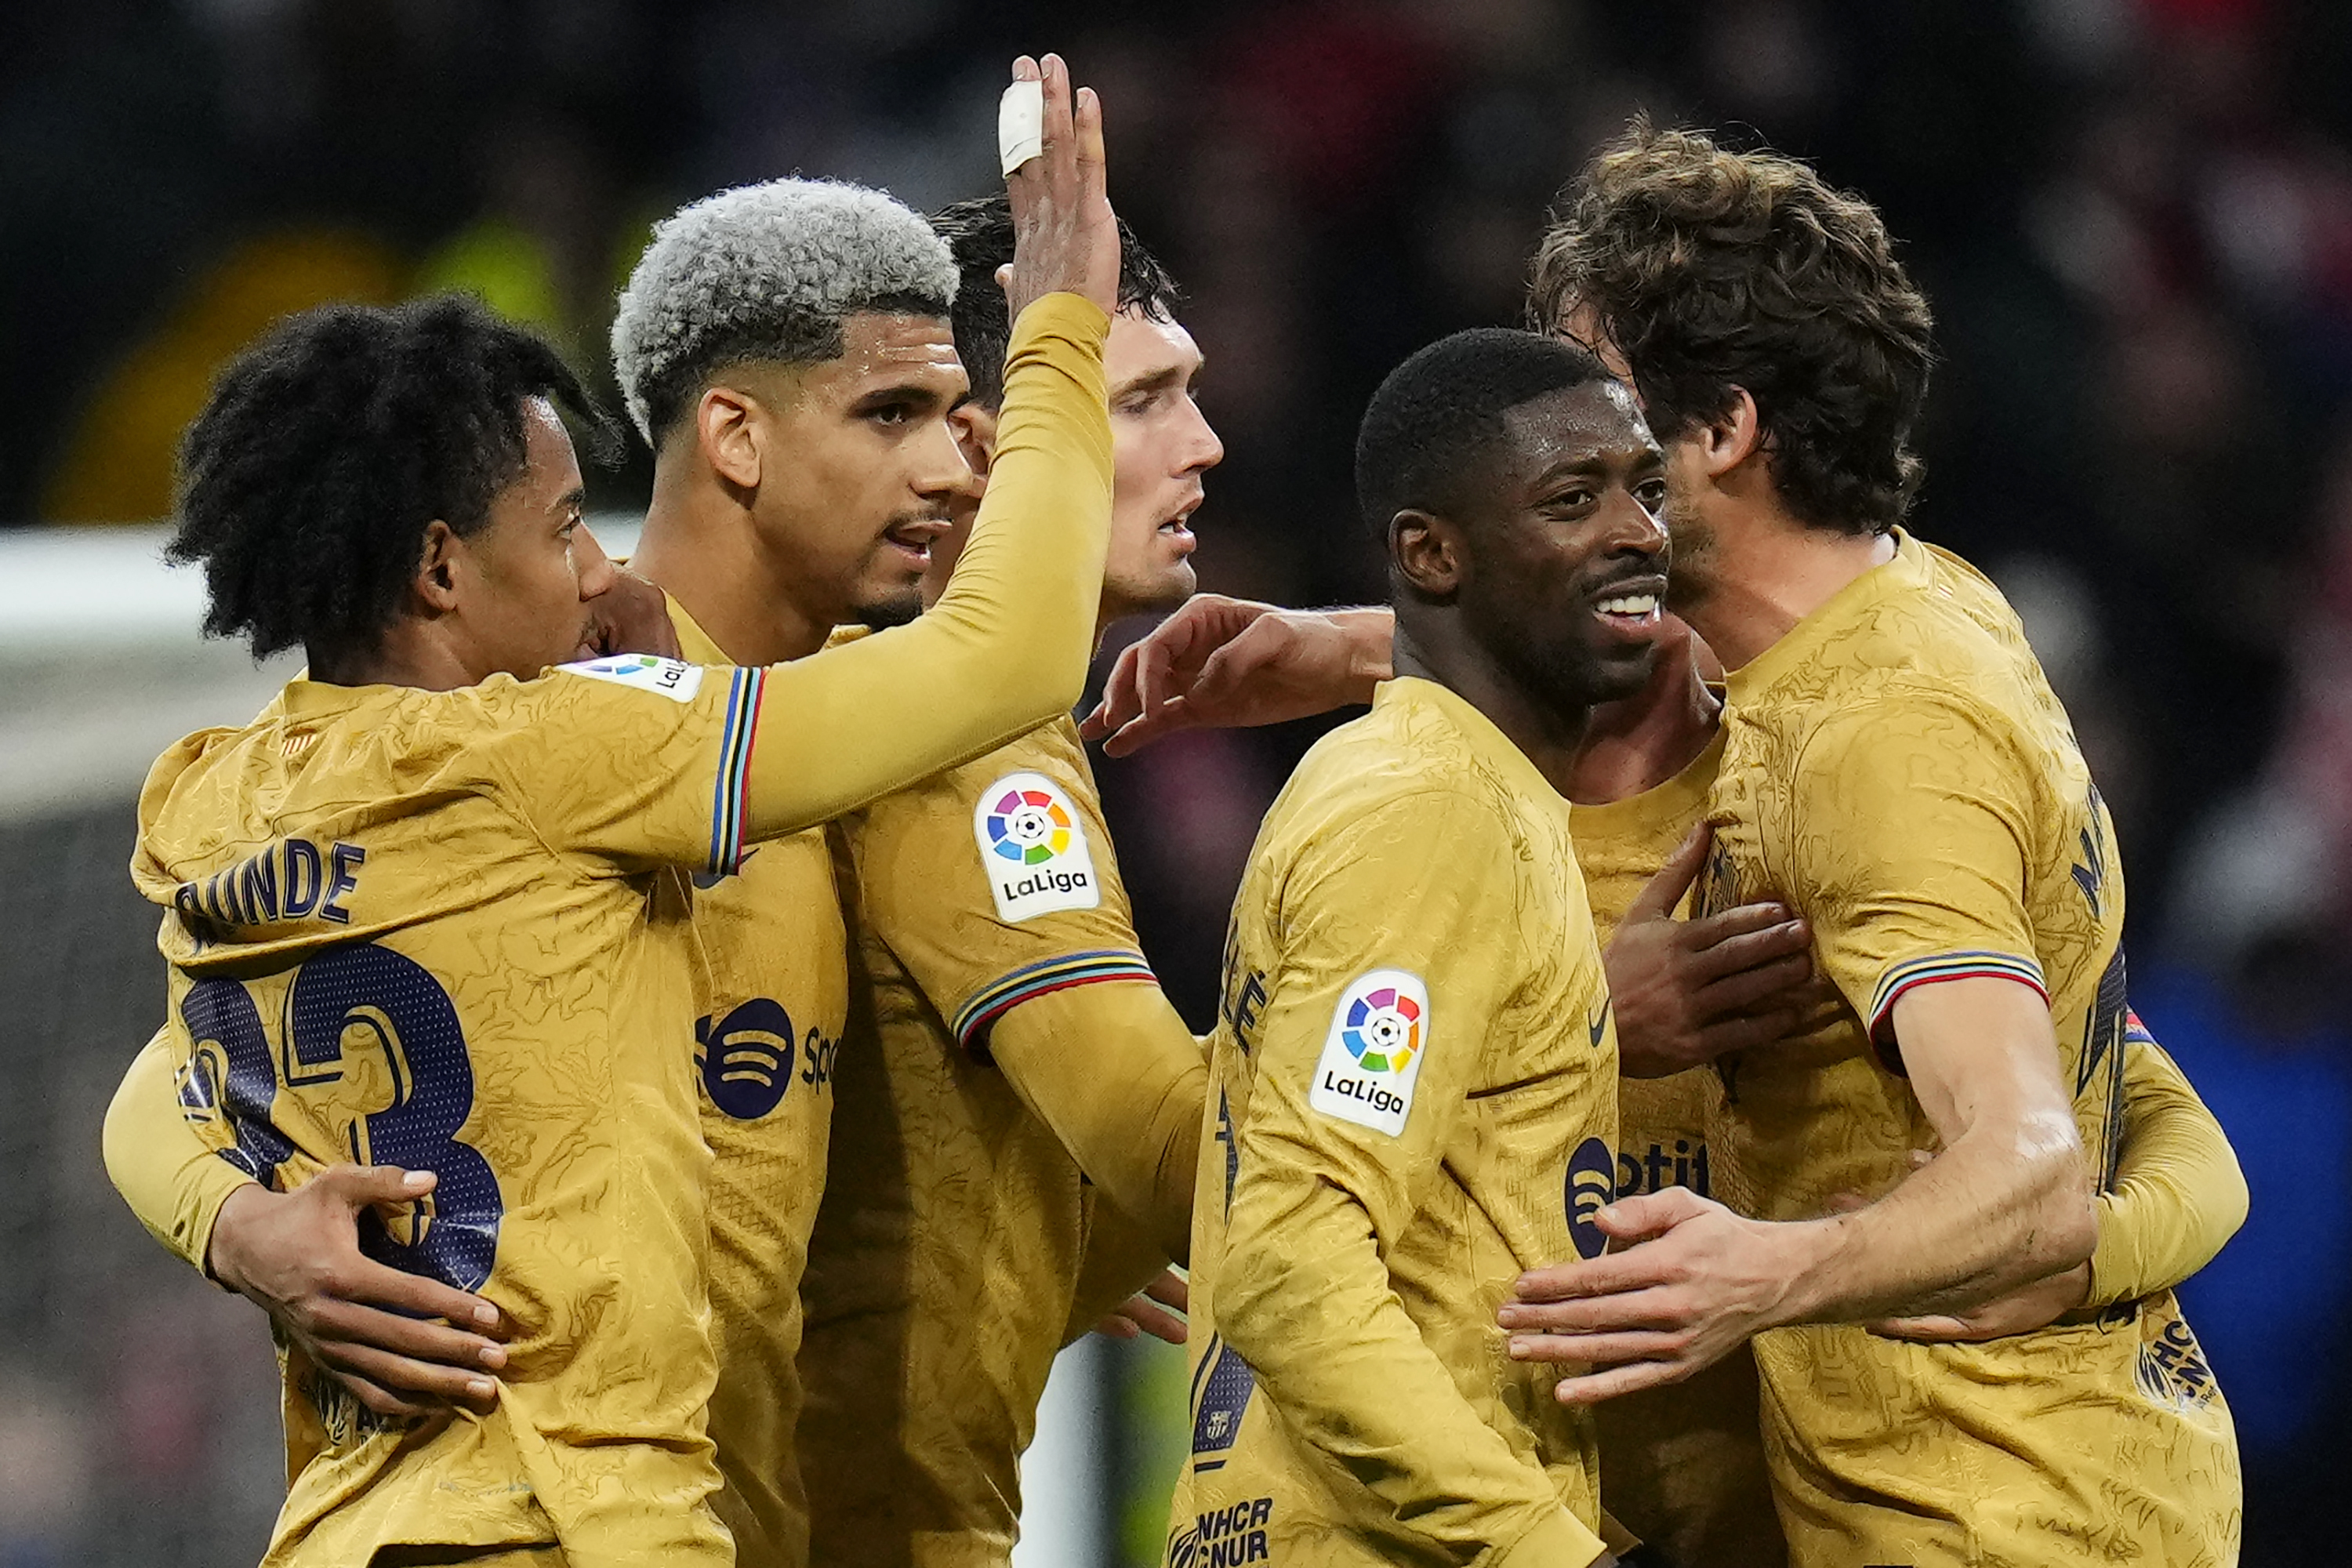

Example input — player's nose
[574,524,617,598]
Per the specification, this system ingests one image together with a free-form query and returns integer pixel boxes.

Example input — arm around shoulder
[2088,1031,2248,1306]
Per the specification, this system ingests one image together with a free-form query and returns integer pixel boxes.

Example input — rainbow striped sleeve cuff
[706,667,764,879]
[1868,949,2049,1043]
[951,949,1157,1054]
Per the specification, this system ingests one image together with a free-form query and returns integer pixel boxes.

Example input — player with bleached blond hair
[103,55,1123,1568]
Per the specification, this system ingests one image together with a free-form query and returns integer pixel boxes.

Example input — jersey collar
[1376,675,1571,809]
[1723,525,1932,708]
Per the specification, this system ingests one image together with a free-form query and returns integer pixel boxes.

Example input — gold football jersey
[799,715,1160,1568]
[1567,728,1784,1568]
[1168,677,1613,1567]
[1699,531,2239,1566]
[665,603,853,1568]
[135,662,769,1567]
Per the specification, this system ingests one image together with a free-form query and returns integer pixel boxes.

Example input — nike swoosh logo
[1587,997,1612,1048]
[691,846,760,890]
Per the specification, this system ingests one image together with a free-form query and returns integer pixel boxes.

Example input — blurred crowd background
[3,0,2349,1562]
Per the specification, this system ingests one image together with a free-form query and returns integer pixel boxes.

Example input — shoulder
[857,714,1099,839]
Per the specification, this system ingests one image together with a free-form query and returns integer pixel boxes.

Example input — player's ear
[1697,387,1763,480]
[698,384,764,491]
[412,519,463,613]
[1390,508,1461,599]
[949,401,999,481]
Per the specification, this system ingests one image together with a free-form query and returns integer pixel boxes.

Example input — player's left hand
[1497,1188,1803,1403]
[1093,1268,1189,1345]
[575,566,681,662]
[1605,826,1830,1076]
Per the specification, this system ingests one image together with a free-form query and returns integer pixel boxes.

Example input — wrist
[205,1181,270,1294]
[1768,1214,1854,1328]
[1331,608,1395,699]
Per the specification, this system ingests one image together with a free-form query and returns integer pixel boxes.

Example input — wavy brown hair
[1527,120,1934,536]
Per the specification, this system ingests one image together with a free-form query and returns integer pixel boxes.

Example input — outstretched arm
[737,56,1120,840]
[1082,597,1393,755]
[989,983,1207,1261]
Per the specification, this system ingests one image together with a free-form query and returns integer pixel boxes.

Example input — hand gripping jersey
[135,665,767,1567]
[798,715,1163,1568]
[1168,677,1613,1568]
[1567,729,1785,1568]
[1698,531,2240,1566]
[667,603,853,1568]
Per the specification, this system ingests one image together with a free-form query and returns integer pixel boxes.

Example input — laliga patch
[1308,968,1428,1136]
[973,771,1101,923]
[560,653,703,703]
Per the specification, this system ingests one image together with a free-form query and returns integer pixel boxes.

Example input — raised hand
[208,1164,508,1421]
[1604,825,1832,1076]
[1080,596,1393,756]
[1002,53,1118,320]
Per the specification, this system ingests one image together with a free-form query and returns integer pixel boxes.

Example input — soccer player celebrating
[1167,328,1668,1568]
[105,54,1123,1568]
[796,191,1218,1567]
[1096,124,2245,1566]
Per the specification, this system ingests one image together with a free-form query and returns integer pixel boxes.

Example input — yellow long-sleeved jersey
[799,713,1204,1568]
[1698,530,2240,1566]
[111,292,1113,1568]
[1168,677,1612,1568]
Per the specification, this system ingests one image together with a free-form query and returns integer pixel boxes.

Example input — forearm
[102,1027,254,1275]
[740,292,1112,838]
[1780,1123,2096,1325]
[989,981,1204,1261]
[2087,1037,2247,1306]
[1221,1175,1603,1563]
[1061,1197,1172,1345]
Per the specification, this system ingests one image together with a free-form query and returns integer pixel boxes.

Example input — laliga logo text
[1308,969,1429,1136]
[973,771,1103,923]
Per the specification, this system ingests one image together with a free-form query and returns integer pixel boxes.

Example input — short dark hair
[1355,328,1610,540]
[169,294,614,662]
[1527,120,1934,536]
[931,194,1185,409]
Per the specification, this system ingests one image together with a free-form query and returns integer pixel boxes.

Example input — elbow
[2212,1149,2251,1248]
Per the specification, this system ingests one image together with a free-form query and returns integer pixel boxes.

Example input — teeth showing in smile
[1595,593,1658,616]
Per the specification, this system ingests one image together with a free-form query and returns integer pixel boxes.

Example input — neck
[631,463,835,666]
[1563,649,1719,805]
[310,630,477,691]
[1391,617,1587,797]
[1677,503,1896,671]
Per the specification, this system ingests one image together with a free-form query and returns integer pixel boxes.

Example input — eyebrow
[1532,446,1663,484]
[550,485,587,516]
[851,379,956,412]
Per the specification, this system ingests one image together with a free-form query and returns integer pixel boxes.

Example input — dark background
[3,0,2347,1562]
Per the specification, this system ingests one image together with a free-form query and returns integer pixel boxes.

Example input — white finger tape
[999,78,1044,176]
